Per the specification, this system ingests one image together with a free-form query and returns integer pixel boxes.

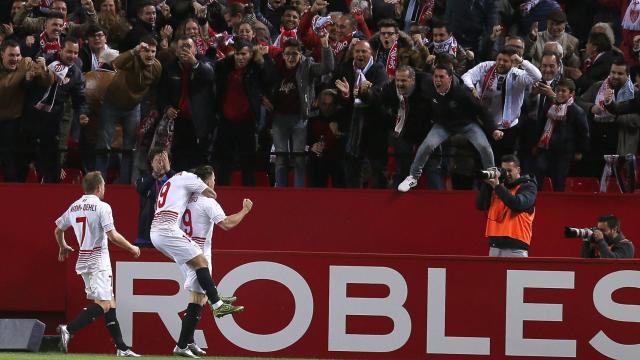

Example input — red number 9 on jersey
[182,209,193,237]
[157,181,171,208]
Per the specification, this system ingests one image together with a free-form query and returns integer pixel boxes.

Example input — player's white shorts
[180,254,212,294]
[80,270,113,301]
[150,227,203,265]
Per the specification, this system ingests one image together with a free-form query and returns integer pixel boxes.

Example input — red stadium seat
[25,167,41,183]
[565,177,599,193]
[61,168,83,184]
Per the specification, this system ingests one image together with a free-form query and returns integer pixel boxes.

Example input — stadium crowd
[0,0,639,191]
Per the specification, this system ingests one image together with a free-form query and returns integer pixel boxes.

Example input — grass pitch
[0,353,310,360]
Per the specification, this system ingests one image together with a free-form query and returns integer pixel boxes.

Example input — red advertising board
[61,251,639,359]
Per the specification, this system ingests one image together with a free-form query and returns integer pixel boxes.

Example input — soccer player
[176,165,253,357]
[149,161,244,357]
[54,171,141,357]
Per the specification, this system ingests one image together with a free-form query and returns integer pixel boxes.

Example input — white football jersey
[180,194,226,257]
[151,172,208,230]
[55,194,114,274]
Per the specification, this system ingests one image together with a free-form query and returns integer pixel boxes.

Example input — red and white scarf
[274,26,298,49]
[595,76,635,120]
[480,63,500,104]
[34,60,69,112]
[385,42,398,77]
[332,32,353,56]
[418,0,434,25]
[194,36,215,56]
[538,97,573,149]
[39,31,60,55]
[623,0,640,31]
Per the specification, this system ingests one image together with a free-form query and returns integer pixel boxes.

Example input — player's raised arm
[54,227,74,262]
[106,229,140,258]
[218,199,253,231]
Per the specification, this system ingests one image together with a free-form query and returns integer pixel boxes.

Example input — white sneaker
[116,348,142,357]
[398,176,418,192]
[173,345,200,358]
[187,343,206,356]
[57,324,71,353]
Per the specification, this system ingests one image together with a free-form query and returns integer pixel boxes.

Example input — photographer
[476,154,537,257]
[579,215,635,259]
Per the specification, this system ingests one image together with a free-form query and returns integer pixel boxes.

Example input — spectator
[178,17,218,60]
[363,65,442,189]
[95,37,162,184]
[23,36,88,183]
[334,40,389,188]
[223,2,247,35]
[267,36,334,187]
[462,47,541,163]
[398,64,501,192]
[0,39,54,182]
[158,36,215,171]
[526,10,580,68]
[299,2,366,65]
[20,11,65,58]
[531,78,589,191]
[427,18,474,75]
[123,0,165,51]
[79,25,114,72]
[567,32,616,94]
[369,19,407,78]
[510,0,562,37]
[307,89,347,187]
[505,35,526,58]
[476,154,537,257]
[13,0,98,41]
[445,0,499,56]
[578,58,640,181]
[135,148,174,248]
[580,214,635,258]
[614,0,640,69]
[521,50,563,175]
[260,0,286,33]
[96,0,131,51]
[236,21,281,58]
[272,6,302,48]
[214,39,272,186]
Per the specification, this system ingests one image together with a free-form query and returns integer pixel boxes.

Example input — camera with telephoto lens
[478,167,507,181]
[564,226,598,239]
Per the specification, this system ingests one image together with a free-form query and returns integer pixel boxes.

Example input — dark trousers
[393,136,444,190]
[490,124,520,165]
[215,120,256,186]
[171,117,209,172]
[307,153,346,188]
[0,118,22,182]
[22,109,63,183]
[345,151,388,188]
[534,149,572,192]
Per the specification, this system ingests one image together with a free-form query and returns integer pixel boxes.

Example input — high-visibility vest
[485,184,535,244]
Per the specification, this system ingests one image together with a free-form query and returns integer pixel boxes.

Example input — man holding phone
[157,36,215,171]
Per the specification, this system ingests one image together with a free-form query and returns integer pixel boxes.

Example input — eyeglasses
[380,31,396,37]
